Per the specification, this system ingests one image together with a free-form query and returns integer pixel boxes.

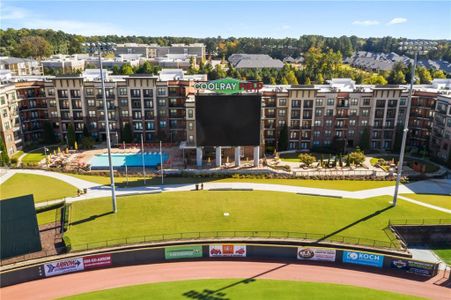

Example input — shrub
[63,235,72,253]
[298,153,316,167]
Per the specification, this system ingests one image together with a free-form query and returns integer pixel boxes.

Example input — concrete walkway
[2,168,450,214]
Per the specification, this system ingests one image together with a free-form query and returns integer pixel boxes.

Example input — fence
[292,169,388,177]
[389,219,451,226]
[70,230,400,253]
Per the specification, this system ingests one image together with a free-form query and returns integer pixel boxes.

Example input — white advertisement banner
[44,257,84,277]
[297,247,336,261]
[209,244,246,257]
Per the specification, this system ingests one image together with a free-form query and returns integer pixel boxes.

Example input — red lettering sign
[83,254,112,269]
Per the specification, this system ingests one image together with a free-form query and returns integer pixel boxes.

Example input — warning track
[1,261,448,300]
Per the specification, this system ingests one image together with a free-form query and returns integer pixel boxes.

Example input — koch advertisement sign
[391,259,436,276]
[83,254,112,269]
[209,244,246,257]
[44,257,84,277]
[343,251,384,268]
[297,247,336,262]
[165,246,203,260]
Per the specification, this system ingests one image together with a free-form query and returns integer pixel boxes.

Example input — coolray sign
[194,78,263,94]
[83,254,112,269]
[44,257,84,277]
[209,244,246,257]
[342,251,384,268]
[391,259,436,276]
[297,247,336,261]
[165,245,203,259]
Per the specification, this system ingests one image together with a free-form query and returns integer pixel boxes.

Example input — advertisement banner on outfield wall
[297,247,336,261]
[342,251,384,268]
[44,257,84,277]
[165,246,203,260]
[391,259,436,276]
[83,254,112,269]
[209,244,246,257]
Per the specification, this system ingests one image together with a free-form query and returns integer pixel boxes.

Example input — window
[188,109,193,118]
[327,99,334,106]
[279,98,286,106]
[157,88,166,96]
[315,99,323,106]
[400,98,407,106]
[158,98,166,106]
[88,111,96,117]
[362,109,370,117]
[363,98,371,106]
[313,131,320,137]
[350,109,357,116]
[70,90,80,98]
[159,121,167,128]
[349,120,356,126]
[121,110,129,117]
[134,122,143,130]
[146,122,154,130]
[314,120,321,127]
[57,90,68,98]
[292,100,300,108]
[349,129,355,136]
[326,109,334,116]
[50,111,58,117]
[131,89,141,97]
[86,88,94,96]
[3,122,10,130]
[144,100,153,108]
[119,88,127,96]
[49,99,57,107]
[315,108,322,116]
[325,130,331,137]
[189,135,194,143]
[278,109,286,117]
[143,89,152,97]
[133,111,142,119]
[350,98,359,106]
[0,96,5,105]
[361,120,368,126]
[278,120,286,127]
[325,120,332,127]
[120,99,128,106]
[188,122,194,130]
[48,88,55,96]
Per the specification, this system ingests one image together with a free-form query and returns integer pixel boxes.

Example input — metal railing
[70,230,400,253]
[389,219,451,226]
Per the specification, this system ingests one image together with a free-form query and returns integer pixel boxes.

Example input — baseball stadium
[1,78,450,300]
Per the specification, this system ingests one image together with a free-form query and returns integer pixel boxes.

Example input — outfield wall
[0,243,439,287]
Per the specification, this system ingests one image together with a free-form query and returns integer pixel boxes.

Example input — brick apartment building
[1,74,451,163]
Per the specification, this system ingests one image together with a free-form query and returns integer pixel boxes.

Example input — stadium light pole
[392,40,437,207]
[82,42,118,213]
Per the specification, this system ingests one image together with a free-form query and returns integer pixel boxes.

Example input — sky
[1,1,450,39]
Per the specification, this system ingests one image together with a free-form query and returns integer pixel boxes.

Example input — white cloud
[23,19,131,36]
[352,20,380,26]
[387,17,407,25]
[0,5,28,20]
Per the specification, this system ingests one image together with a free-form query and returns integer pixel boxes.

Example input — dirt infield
[1,261,448,300]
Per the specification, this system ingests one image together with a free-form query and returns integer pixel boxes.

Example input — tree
[432,69,446,79]
[348,149,365,166]
[42,121,57,144]
[315,73,324,84]
[285,71,299,84]
[392,125,403,152]
[305,77,312,85]
[416,67,432,84]
[81,136,95,149]
[122,123,133,143]
[298,153,316,167]
[120,63,134,75]
[13,36,53,59]
[66,123,76,148]
[83,124,90,137]
[331,136,345,154]
[280,77,289,85]
[0,136,9,165]
[392,70,406,84]
[359,127,371,151]
[137,61,156,74]
[277,124,288,151]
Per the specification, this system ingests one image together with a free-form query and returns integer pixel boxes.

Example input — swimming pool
[89,153,169,169]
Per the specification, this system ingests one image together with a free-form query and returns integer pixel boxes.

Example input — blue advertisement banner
[343,251,384,268]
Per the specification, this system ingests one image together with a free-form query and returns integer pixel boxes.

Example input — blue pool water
[90,153,169,169]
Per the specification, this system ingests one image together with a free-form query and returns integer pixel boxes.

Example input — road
[1,261,448,300]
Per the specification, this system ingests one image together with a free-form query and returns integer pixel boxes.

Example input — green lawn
[0,174,78,203]
[21,145,62,165]
[400,194,451,210]
[11,150,24,160]
[65,191,449,250]
[68,173,396,191]
[433,249,451,265]
[60,279,424,300]
[37,208,60,225]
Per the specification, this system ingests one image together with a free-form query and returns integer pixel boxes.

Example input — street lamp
[392,40,437,207]
[82,42,118,213]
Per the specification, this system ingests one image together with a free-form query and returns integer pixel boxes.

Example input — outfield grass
[400,194,451,210]
[0,174,78,203]
[433,249,451,265]
[37,209,60,225]
[60,279,424,300]
[68,173,396,191]
[65,191,449,250]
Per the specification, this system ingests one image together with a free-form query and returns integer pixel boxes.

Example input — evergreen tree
[120,63,134,75]
[66,123,76,148]
[277,124,288,151]
[359,127,371,151]
[122,123,133,143]
[83,124,90,137]
[392,125,403,152]
[0,136,9,165]
[42,121,56,144]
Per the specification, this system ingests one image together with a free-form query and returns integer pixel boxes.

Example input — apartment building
[430,94,451,162]
[0,57,42,76]
[1,75,451,165]
[116,43,206,62]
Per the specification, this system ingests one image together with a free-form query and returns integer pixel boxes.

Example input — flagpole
[160,140,164,185]
[141,134,146,184]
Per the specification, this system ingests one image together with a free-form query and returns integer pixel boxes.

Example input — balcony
[265,114,276,118]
